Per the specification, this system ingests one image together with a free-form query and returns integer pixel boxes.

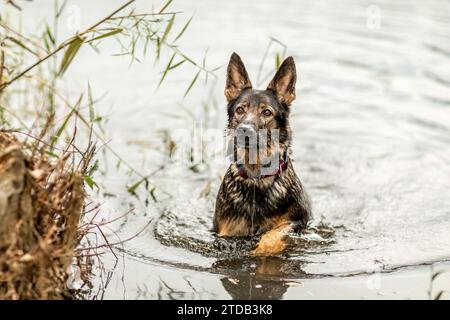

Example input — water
[10,0,450,299]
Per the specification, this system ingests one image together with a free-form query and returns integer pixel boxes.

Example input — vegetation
[0,0,215,299]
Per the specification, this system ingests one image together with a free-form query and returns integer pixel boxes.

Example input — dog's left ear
[267,56,297,105]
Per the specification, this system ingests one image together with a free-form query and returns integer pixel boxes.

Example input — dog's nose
[237,123,257,136]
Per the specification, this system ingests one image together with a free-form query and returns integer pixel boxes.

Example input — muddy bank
[0,132,85,299]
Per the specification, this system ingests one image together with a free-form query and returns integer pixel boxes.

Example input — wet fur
[213,53,312,255]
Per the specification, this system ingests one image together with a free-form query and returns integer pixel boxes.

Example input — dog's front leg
[251,222,295,256]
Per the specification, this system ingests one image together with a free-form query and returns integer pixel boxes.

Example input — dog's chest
[224,169,294,219]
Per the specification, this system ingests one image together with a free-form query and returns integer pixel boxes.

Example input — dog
[213,52,311,256]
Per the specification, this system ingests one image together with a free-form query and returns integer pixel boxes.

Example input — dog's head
[225,52,297,166]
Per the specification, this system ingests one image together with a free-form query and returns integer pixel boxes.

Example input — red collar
[236,159,288,179]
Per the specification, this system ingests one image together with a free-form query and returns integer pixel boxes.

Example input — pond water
[12,0,450,299]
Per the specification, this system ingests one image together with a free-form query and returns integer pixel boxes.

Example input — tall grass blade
[51,94,83,146]
[157,52,176,88]
[184,70,200,97]
[158,0,173,14]
[174,16,192,42]
[87,28,123,43]
[58,36,84,75]
[160,14,175,45]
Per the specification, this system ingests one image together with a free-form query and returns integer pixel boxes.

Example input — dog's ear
[267,56,297,105]
[225,52,252,102]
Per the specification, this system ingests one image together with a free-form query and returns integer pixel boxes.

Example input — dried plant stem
[109,11,182,20]
[0,21,47,54]
[0,49,4,89]
[0,132,85,299]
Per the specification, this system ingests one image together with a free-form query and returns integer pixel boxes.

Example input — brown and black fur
[213,52,311,255]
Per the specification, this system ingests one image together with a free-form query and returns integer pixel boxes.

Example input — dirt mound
[0,132,84,299]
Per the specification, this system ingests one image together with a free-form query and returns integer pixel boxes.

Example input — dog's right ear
[225,52,252,102]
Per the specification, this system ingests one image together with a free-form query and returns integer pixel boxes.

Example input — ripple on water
[152,202,340,273]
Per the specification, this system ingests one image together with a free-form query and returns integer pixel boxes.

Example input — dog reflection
[213,256,304,300]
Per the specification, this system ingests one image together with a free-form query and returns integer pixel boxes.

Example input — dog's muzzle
[235,123,258,147]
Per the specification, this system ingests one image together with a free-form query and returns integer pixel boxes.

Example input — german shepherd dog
[213,53,312,256]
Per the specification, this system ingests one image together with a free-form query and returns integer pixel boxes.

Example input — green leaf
[158,53,176,88]
[84,175,96,189]
[179,52,197,66]
[87,28,123,43]
[184,70,200,97]
[127,178,144,195]
[149,187,157,202]
[156,14,175,60]
[88,160,99,176]
[169,59,186,70]
[174,16,192,42]
[43,33,51,52]
[45,24,56,45]
[160,14,175,45]
[158,0,173,14]
[7,37,39,57]
[58,36,84,76]
[275,52,281,68]
[56,0,68,18]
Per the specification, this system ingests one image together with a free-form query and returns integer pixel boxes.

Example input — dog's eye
[235,106,245,114]
[262,109,272,117]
